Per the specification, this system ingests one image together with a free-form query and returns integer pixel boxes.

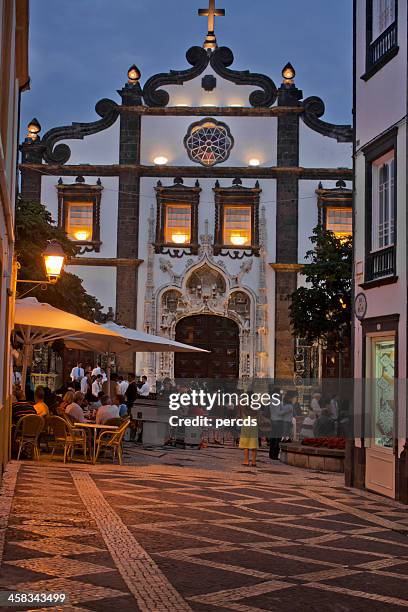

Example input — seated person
[96,395,120,424]
[313,407,336,438]
[12,388,36,425]
[113,394,128,417]
[65,391,87,423]
[33,386,49,417]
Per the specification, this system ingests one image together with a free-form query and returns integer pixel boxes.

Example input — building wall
[352,0,407,501]
[0,0,29,471]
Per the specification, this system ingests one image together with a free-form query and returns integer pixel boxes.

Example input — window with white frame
[372,0,396,40]
[371,151,395,251]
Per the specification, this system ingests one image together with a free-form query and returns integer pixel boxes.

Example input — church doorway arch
[174,315,239,379]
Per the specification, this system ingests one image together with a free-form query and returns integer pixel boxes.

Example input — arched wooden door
[174,315,239,379]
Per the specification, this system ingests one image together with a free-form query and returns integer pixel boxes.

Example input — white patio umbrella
[100,321,209,386]
[14,298,127,389]
[101,321,209,354]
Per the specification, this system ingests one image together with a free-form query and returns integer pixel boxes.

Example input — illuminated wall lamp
[153,156,168,165]
[74,230,91,241]
[230,234,248,246]
[248,158,261,167]
[172,233,189,244]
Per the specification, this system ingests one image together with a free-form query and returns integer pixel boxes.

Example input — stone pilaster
[19,141,44,202]
[115,84,142,372]
[274,83,302,381]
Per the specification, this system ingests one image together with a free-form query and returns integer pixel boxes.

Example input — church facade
[20,3,352,385]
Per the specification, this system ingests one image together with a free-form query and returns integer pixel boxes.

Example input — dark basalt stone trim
[142,45,277,108]
[143,46,210,107]
[209,46,277,108]
[301,96,352,143]
[20,163,353,181]
[41,98,120,164]
[118,106,304,116]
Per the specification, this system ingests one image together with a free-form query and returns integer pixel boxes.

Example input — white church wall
[299,122,352,168]
[64,265,117,314]
[41,175,119,259]
[141,116,277,167]
[58,121,120,165]
[162,66,263,108]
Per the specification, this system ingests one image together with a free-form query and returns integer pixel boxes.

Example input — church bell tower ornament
[184,118,234,166]
[198,0,225,50]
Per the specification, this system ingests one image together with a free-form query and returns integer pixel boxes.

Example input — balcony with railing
[365,245,396,283]
[366,21,398,76]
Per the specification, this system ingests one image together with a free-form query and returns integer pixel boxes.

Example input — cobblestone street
[1,447,408,611]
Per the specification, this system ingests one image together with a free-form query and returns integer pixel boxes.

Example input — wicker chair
[15,415,44,461]
[47,416,72,463]
[50,415,87,462]
[64,417,87,461]
[95,418,130,465]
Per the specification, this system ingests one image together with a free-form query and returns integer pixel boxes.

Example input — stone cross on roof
[198,0,225,50]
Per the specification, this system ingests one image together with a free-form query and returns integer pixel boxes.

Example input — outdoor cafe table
[74,422,118,464]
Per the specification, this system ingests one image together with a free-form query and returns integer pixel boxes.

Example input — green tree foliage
[15,199,103,321]
[289,226,352,349]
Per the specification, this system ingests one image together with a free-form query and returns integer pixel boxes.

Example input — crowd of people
[12,366,348,465]
[156,380,348,466]
[12,362,152,430]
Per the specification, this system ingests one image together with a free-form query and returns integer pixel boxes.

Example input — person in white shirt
[65,392,87,423]
[91,374,103,398]
[137,376,150,397]
[70,362,84,383]
[310,392,322,417]
[95,396,120,424]
[91,363,102,377]
[118,375,129,396]
[80,371,92,396]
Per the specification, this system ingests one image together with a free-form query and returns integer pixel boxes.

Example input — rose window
[184,118,234,166]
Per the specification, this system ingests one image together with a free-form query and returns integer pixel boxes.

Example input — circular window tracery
[184,118,234,167]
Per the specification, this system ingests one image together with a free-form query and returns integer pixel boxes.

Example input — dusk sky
[21,0,352,133]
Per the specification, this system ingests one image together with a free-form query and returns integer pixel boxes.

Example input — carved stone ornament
[301,96,352,143]
[142,45,277,108]
[41,98,120,164]
[184,118,234,166]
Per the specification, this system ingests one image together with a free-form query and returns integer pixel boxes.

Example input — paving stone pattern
[1,450,408,611]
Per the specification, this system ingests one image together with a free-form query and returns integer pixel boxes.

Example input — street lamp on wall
[16,240,66,297]
[42,240,65,283]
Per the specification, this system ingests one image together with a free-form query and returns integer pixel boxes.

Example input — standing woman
[280,390,297,441]
[239,405,258,467]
